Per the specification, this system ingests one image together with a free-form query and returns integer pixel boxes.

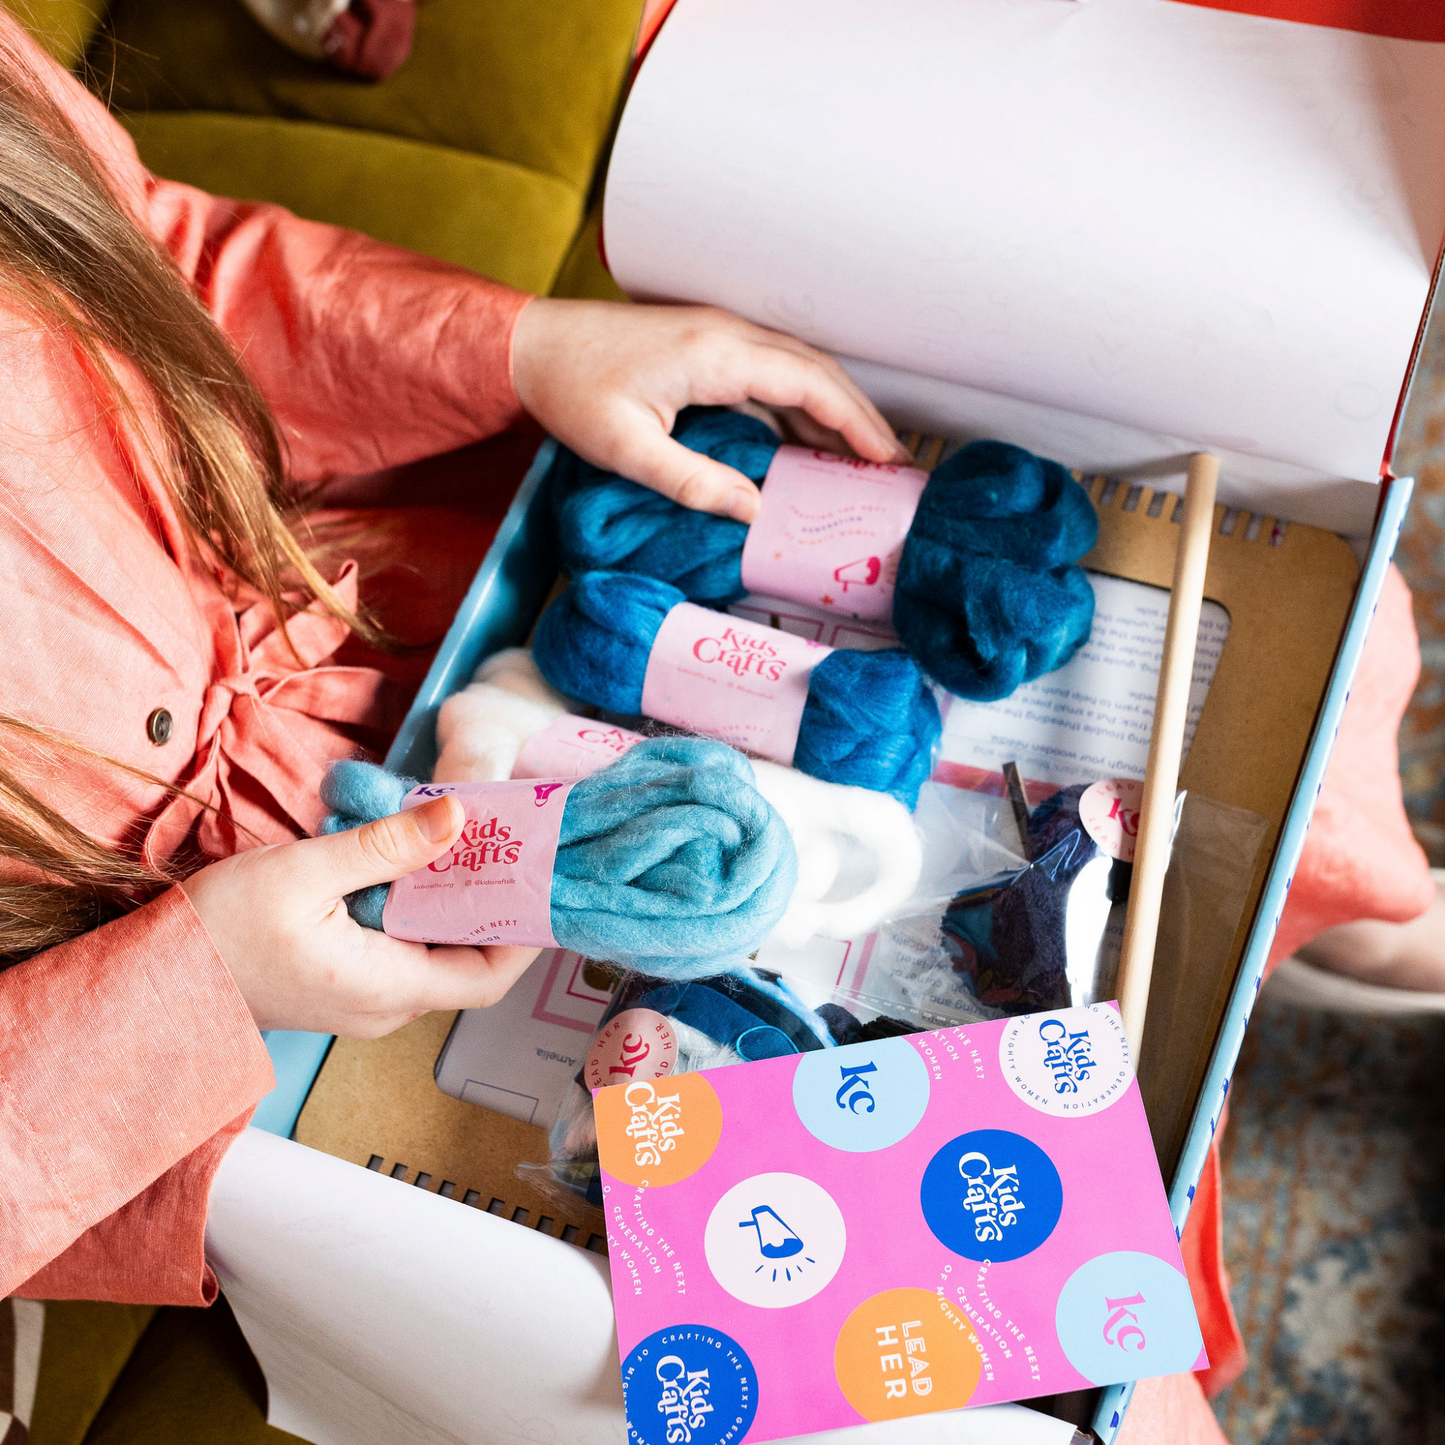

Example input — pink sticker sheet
[640,601,830,766]
[513,714,647,780]
[383,780,572,947]
[740,447,929,621]
[593,1004,1205,1445]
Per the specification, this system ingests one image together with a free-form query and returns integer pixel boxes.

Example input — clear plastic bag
[783,772,1136,1027]
[827,777,1267,1031]
[518,967,926,1208]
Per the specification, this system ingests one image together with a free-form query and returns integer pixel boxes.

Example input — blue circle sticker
[793,1036,931,1152]
[1055,1251,1204,1385]
[621,1325,758,1445]
[919,1129,1063,1261]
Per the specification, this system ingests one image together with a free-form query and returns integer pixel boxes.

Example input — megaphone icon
[739,1205,804,1260]
[833,556,882,591]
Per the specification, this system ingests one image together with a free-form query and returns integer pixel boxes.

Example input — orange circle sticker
[593,1070,723,1187]
[834,1288,982,1422]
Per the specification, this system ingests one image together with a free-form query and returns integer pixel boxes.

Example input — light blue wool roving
[531,571,941,808]
[548,414,1098,701]
[318,738,798,979]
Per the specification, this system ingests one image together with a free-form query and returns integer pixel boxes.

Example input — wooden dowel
[1115,453,1219,1057]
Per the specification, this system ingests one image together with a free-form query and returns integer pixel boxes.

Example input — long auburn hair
[0,32,376,964]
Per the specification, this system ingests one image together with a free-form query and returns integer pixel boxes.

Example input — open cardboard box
[234,4,1445,1442]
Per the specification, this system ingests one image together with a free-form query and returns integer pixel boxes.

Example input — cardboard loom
[294,433,1359,1234]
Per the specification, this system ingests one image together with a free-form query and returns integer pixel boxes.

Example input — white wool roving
[433,648,568,783]
[749,761,923,948]
[432,648,923,945]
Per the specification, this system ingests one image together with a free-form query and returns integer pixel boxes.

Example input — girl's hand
[181,795,538,1038]
[511,299,908,524]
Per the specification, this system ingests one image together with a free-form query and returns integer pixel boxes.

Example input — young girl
[0,7,1435,1443]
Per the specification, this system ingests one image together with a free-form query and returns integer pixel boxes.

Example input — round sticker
[621,1325,758,1445]
[834,1288,981,1421]
[705,1172,847,1308]
[1078,778,1143,862]
[593,1071,723,1187]
[585,1008,678,1093]
[998,1004,1133,1118]
[792,1036,931,1152]
[1055,1252,1204,1385]
[919,1129,1063,1262]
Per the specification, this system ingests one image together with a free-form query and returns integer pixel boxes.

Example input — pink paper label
[1079,778,1144,862]
[584,1008,679,1093]
[640,601,829,765]
[382,780,572,947]
[512,714,646,781]
[740,446,929,621]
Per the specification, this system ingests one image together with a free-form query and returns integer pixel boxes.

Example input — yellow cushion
[97,0,640,197]
[77,1301,299,1445]
[29,1302,157,1445]
[127,111,582,295]
[549,202,628,302]
[11,0,106,69]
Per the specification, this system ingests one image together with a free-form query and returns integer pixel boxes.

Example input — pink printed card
[593,1004,1204,1445]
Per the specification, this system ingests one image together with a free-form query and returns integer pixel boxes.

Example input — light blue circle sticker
[1055,1251,1204,1386]
[792,1036,931,1151]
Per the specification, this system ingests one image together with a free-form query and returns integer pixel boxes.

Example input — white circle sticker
[1078,778,1144,862]
[584,1009,677,1093]
[998,1004,1133,1117]
[704,1172,846,1309]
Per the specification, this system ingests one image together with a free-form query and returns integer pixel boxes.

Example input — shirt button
[146,708,173,746]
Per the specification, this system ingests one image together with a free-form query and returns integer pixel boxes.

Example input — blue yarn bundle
[319,737,798,980]
[548,412,1098,699]
[531,571,941,808]
[893,440,1097,701]
[548,409,777,608]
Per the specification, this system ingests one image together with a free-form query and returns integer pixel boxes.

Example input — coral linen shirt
[0,11,531,1302]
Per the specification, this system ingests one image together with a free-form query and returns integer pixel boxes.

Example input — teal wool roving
[893,440,1097,701]
[548,408,777,608]
[549,413,1098,699]
[319,738,798,980]
[530,571,941,808]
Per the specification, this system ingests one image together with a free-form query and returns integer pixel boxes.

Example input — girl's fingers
[728,329,905,461]
[391,943,543,1014]
[302,795,465,897]
[613,423,763,522]
[726,343,904,465]
[342,934,544,1030]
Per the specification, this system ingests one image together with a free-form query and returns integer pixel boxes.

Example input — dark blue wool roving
[319,737,797,979]
[894,440,1097,701]
[531,571,942,808]
[551,417,1097,702]
[547,408,779,607]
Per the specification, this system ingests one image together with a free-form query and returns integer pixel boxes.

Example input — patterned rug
[1212,998,1445,1444]
[1393,317,1445,865]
